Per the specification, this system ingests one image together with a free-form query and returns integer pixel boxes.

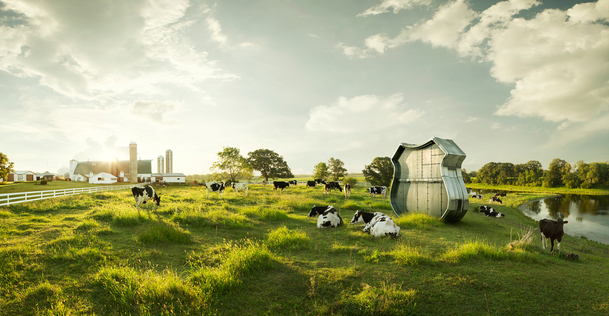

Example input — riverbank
[466,183,609,196]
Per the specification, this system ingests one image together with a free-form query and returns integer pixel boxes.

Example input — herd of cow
[130,184,571,248]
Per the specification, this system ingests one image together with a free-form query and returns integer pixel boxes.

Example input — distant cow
[132,185,160,208]
[309,205,343,228]
[489,196,503,204]
[230,182,248,196]
[324,181,343,194]
[367,186,387,198]
[494,192,507,197]
[471,194,483,200]
[273,181,290,191]
[540,218,569,253]
[479,205,505,218]
[315,179,326,185]
[344,184,351,198]
[350,210,400,238]
[289,180,298,186]
[306,181,316,188]
[205,181,225,198]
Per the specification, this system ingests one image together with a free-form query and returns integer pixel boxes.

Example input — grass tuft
[267,226,311,250]
[339,281,417,315]
[137,222,193,244]
[391,244,431,266]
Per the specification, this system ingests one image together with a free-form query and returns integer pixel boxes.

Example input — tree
[462,169,471,183]
[342,177,357,187]
[544,158,568,188]
[327,157,347,181]
[312,162,329,180]
[363,157,393,187]
[246,149,293,182]
[0,153,14,182]
[210,147,253,182]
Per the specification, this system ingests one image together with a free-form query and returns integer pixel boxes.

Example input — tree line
[464,159,609,189]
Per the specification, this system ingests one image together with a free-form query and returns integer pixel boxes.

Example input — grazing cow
[539,218,569,253]
[350,210,400,238]
[315,179,326,185]
[205,181,225,198]
[479,205,505,218]
[288,180,298,186]
[306,181,316,188]
[273,181,290,191]
[324,181,343,194]
[132,185,160,208]
[494,192,507,197]
[344,184,351,198]
[230,182,248,196]
[367,186,387,198]
[489,196,503,204]
[471,194,484,200]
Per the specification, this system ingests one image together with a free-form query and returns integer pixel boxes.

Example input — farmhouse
[390,137,469,222]
[69,159,152,183]
[36,171,58,181]
[7,170,36,182]
[151,173,186,184]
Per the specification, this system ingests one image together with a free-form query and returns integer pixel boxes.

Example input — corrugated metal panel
[390,137,468,222]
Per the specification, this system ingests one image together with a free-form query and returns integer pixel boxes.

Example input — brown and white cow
[540,218,568,253]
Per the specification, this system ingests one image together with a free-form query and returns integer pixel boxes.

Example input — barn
[7,171,36,182]
[151,173,186,184]
[88,172,118,184]
[390,137,469,222]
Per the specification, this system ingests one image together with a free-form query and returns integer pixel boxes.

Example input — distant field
[1,184,608,315]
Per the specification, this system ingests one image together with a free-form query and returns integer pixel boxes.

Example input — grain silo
[157,155,165,173]
[129,141,138,183]
[165,149,173,173]
[390,137,469,223]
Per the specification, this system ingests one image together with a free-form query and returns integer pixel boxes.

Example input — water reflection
[466,189,609,244]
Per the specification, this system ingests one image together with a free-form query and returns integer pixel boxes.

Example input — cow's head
[557,218,568,225]
[350,210,363,224]
[153,193,161,206]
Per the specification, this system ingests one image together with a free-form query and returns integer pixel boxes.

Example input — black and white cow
[315,179,326,185]
[308,205,343,228]
[308,205,333,217]
[273,181,290,191]
[350,210,400,238]
[230,182,248,196]
[324,181,343,194]
[344,184,351,198]
[306,181,316,188]
[494,192,507,197]
[471,194,484,200]
[367,186,387,198]
[205,181,225,198]
[540,218,568,253]
[479,205,505,218]
[489,196,503,204]
[132,185,160,208]
[289,180,298,186]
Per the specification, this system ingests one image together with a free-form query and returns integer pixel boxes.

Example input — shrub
[40,180,48,185]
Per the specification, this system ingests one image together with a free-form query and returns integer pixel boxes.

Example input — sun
[99,149,119,162]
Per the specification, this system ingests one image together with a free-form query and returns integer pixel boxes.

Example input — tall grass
[339,281,418,315]
[391,243,431,266]
[137,221,193,244]
[266,226,311,250]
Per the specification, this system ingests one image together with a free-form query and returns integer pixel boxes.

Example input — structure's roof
[92,172,117,179]
[73,160,152,175]
[12,170,35,174]
[38,171,56,176]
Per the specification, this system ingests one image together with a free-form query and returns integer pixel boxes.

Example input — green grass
[0,183,608,315]
[0,181,130,194]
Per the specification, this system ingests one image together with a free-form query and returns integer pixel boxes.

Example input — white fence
[0,184,138,207]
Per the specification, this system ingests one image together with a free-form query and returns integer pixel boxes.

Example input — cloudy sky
[1,0,608,176]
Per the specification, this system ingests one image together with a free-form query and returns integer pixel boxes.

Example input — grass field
[0,181,129,194]
[1,183,608,315]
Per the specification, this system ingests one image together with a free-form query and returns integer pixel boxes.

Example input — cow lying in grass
[132,185,160,209]
[350,210,400,238]
[308,205,343,228]
[479,205,505,218]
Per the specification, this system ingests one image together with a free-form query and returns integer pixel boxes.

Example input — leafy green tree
[544,158,568,187]
[328,157,347,181]
[210,147,253,183]
[0,153,14,182]
[313,162,329,180]
[462,169,471,184]
[246,149,293,182]
[363,157,393,187]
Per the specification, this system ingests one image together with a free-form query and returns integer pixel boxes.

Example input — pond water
[468,189,609,244]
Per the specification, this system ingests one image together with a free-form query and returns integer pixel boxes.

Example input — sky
[1,0,608,176]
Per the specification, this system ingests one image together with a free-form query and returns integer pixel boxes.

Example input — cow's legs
[541,233,546,249]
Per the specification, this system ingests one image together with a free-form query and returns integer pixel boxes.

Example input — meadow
[1,183,608,315]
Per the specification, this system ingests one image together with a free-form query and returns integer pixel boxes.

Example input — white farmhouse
[151,173,186,184]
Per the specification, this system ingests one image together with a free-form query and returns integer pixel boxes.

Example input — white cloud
[206,17,228,46]
[305,93,424,133]
[336,42,372,59]
[0,0,230,101]
[130,100,180,125]
[344,0,609,142]
[358,0,431,17]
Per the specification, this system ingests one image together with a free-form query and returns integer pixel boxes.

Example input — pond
[468,189,609,244]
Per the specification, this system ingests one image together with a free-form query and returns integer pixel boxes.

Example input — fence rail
[0,184,138,207]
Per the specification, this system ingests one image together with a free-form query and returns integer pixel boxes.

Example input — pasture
[1,183,608,315]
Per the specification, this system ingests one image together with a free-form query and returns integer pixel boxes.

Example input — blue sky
[1,0,608,176]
